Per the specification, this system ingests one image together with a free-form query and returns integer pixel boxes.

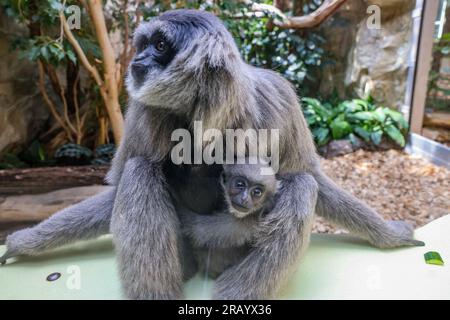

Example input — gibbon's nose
[240,194,249,206]
[131,61,149,82]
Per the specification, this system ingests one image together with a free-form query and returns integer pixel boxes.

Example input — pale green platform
[1,215,449,299]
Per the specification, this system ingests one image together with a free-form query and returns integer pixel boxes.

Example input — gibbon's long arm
[313,170,425,248]
[110,157,183,300]
[213,173,318,299]
[180,208,258,248]
[0,188,114,264]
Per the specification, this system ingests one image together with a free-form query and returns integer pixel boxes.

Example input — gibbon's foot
[370,220,425,248]
[0,250,16,265]
[389,220,425,246]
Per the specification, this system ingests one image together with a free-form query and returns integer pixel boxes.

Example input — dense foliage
[302,96,409,147]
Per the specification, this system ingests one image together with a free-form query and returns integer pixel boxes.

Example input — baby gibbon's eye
[234,178,246,189]
[252,187,263,198]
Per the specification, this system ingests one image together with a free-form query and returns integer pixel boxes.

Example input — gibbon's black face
[131,31,177,84]
[127,9,242,111]
[225,176,267,217]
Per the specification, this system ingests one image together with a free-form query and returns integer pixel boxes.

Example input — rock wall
[0,13,48,156]
[316,0,416,110]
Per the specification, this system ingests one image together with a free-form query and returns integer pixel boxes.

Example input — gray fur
[180,161,284,280]
[1,9,424,299]
[0,189,114,264]
[111,157,182,299]
[213,173,318,299]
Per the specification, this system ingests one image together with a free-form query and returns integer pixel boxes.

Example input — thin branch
[135,0,143,26]
[73,71,82,144]
[59,11,104,88]
[37,60,73,141]
[49,64,78,135]
[251,0,347,29]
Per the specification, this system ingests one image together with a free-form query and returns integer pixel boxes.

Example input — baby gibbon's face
[224,176,267,218]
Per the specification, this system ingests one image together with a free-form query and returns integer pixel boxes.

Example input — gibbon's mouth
[231,202,250,213]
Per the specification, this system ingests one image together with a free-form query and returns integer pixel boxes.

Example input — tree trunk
[0,166,108,195]
[87,0,124,144]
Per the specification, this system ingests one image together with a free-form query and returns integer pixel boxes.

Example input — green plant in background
[302,96,409,147]
[222,4,324,93]
[0,141,54,169]
[0,0,327,168]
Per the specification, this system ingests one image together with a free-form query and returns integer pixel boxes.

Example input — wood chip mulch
[314,149,450,234]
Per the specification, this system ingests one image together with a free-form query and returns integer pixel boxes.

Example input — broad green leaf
[330,119,352,139]
[384,124,406,147]
[312,127,330,146]
[374,108,386,123]
[370,130,382,145]
[66,50,77,64]
[340,101,362,113]
[383,108,409,130]
[40,46,50,62]
[424,251,444,266]
[349,111,376,121]
[354,126,371,142]
[301,97,322,109]
[352,99,369,110]
[348,133,359,145]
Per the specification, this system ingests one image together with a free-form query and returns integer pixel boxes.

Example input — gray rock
[0,12,49,156]
[320,139,355,158]
[315,0,415,111]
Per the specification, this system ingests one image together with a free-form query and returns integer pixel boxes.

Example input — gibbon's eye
[155,39,167,52]
[234,178,246,189]
[252,187,264,198]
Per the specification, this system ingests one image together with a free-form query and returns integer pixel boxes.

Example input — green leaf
[352,99,369,110]
[354,126,371,142]
[348,133,359,145]
[384,124,406,147]
[424,251,444,266]
[40,46,50,62]
[340,100,362,113]
[349,111,376,122]
[373,108,386,123]
[27,46,41,61]
[302,97,332,121]
[49,0,64,12]
[383,108,409,130]
[370,130,382,145]
[312,127,330,146]
[302,97,322,109]
[66,50,77,64]
[330,119,352,139]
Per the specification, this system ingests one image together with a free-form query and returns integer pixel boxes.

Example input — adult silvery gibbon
[0,9,423,299]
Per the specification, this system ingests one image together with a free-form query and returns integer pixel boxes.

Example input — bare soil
[315,149,450,233]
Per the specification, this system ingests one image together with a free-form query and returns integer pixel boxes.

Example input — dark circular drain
[46,272,61,282]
